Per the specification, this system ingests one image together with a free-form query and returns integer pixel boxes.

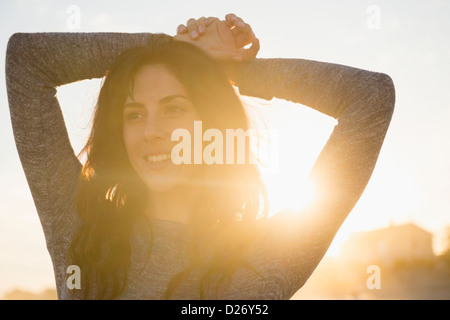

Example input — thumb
[237,37,260,61]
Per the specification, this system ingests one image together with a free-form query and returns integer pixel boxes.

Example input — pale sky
[1,0,449,296]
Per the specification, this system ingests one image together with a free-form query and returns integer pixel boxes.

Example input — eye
[124,111,145,121]
[165,105,185,115]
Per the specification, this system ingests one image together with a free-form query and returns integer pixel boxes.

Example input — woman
[5,13,395,299]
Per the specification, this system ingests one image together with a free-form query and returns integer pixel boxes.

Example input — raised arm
[5,32,153,241]
[236,57,395,297]
[174,14,395,298]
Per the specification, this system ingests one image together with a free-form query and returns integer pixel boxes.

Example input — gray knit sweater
[5,32,395,299]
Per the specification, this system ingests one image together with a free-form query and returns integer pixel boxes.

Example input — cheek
[122,126,141,157]
[178,112,202,133]
[165,119,197,142]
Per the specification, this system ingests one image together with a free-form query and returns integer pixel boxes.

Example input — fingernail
[198,25,204,33]
[237,21,245,28]
[191,30,198,38]
[177,25,186,33]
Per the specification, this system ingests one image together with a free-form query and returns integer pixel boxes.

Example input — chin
[142,175,181,193]
[135,162,203,194]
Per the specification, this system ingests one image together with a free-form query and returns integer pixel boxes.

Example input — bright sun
[250,99,329,218]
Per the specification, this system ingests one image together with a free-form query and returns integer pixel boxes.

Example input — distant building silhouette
[340,223,435,265]
[2,288,57,300]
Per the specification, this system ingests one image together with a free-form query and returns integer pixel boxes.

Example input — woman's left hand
[174,14,260,62]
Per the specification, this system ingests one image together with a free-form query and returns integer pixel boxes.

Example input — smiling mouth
[142,153,173,170]
[146,153,171,163]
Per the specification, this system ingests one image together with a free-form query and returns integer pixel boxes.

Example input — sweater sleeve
[5,32,153,243]
[234,58,395,298]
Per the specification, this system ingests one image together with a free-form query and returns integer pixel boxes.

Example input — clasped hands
[173,13,260,64]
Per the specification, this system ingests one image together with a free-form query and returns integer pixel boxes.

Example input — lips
[142,152,173,170]
[146,153,171,163]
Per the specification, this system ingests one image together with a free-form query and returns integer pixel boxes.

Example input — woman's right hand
[174,13,260,63]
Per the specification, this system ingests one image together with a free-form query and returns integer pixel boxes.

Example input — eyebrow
[123,94,190,109]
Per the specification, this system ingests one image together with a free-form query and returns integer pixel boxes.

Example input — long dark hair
[66,33,269,299]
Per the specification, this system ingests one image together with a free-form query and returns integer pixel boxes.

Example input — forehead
[126,64,187,103]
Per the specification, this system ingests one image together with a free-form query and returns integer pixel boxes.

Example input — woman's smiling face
[122,63,202,192]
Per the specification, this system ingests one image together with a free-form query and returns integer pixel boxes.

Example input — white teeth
[147,154,171,163]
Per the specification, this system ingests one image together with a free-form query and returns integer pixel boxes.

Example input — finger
[247,37,260,59]
[233,26,255,47]
[233,25,255,49]
[186,18,200,40]
[197,16,207,35]
[224,13,238,27]
[176,24,187,34]
[225,13,246,29]
[237,37,260,61]
[205,16,219,26]
[229,15,251,35]
[233,17,247,30]
[225,14,254,48]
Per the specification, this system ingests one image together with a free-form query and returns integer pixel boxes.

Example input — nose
[143,115,168,143]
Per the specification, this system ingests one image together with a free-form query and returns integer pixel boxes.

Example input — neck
[144,184,202,225]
